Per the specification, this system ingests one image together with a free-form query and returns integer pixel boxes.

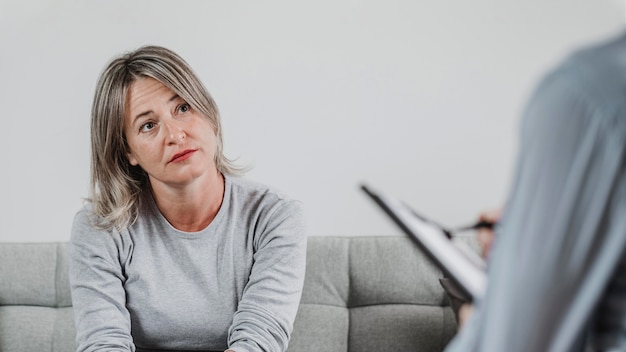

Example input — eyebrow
[131,94,181,125]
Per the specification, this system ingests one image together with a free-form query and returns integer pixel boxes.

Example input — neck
[150,171,226,232]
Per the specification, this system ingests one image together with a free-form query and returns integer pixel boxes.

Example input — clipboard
[361,184,487,300]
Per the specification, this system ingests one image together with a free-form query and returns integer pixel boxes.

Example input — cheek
[199,123,218,153]
[208,134,219,158]
[127,139,158,165]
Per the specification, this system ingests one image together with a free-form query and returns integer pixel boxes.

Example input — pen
[403,204,496,237]
[454,220,495,233]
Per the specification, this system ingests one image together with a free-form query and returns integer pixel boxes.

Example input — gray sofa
[0,236,457,352]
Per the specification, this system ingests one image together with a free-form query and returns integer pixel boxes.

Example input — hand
[476,208,502,259]
[458,303,474,330]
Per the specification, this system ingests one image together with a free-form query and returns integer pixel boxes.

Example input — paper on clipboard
[361,184,487,300]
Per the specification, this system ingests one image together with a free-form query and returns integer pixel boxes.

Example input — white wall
[0,0,623,242]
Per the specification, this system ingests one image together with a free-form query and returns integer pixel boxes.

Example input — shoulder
[567,31,626,74]
[227,176,303,213]
[225,176,306,236]
[522,32,626,134]
[71,204,102,238]
[71,204,130,249]
[545,31,626,109]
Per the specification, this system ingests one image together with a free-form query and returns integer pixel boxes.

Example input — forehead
[126,77,175,110]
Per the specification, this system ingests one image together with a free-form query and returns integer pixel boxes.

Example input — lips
[169,149,197,163]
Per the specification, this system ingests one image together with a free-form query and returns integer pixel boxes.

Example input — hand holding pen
[474,208,501,259]
[404,204,498,245]
[457,208,501,328]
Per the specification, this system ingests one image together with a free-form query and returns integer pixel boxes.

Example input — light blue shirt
[446,31,626,351]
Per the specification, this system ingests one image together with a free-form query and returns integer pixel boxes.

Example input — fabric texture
[445,31,626,352]
[0,243,76,352]
[1,237,457,352]
[288,236,457,352]
[69,176,307,352]
[0,243,71,307]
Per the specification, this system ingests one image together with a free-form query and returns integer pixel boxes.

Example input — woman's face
[124,77,218,189]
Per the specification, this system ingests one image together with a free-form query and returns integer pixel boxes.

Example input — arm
[69,210,134,352]
[227,200,307,352]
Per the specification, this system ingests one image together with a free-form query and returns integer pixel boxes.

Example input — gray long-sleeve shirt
[69,176,307,352]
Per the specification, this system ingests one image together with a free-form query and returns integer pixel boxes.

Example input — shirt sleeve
[227,199,307,352]
[445,46,626,352]
[69,209,135,352]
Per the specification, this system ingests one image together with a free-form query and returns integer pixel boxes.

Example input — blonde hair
[89,45,242,230]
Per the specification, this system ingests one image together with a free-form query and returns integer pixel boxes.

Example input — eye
[140,121,156,133]
[177,103,191,114]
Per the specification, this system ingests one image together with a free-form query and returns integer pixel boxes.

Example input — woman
[446,31,626,351]
[69,46,307,352]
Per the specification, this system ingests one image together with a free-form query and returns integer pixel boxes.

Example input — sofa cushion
[0,306,75,352]
[349,236,449,306]
[0,242,71,307]
[0,237,456,352]
[288,236,455,352]
[349,304,454,351]
[0,243,76,352]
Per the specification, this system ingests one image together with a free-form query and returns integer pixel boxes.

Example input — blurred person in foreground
[446,31,626,351]
[69,46,306,352]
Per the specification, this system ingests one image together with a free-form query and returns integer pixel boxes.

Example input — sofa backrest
[0,237,456,352]
[289,236,456,352]
[0,242,75,352]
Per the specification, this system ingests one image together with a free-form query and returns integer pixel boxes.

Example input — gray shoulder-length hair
[89,45,242,230]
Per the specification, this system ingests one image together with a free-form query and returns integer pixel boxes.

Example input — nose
[163,120,186,145]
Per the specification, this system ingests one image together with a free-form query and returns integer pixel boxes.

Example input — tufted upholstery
[289,237,456,351]
[0,237,456,352]
[0,243,75,352]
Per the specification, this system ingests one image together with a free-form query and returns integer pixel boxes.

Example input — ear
[127,150,139,166]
